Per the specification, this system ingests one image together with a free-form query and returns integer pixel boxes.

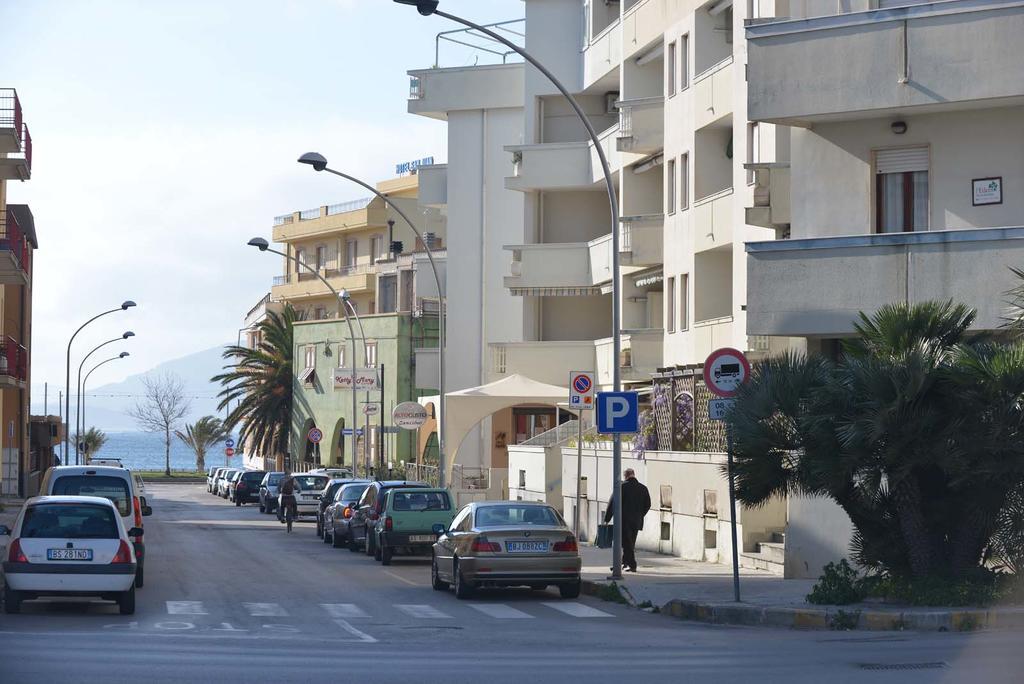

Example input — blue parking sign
[596,391,639,434]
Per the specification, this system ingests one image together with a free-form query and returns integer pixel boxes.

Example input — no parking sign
[568,371,595,409]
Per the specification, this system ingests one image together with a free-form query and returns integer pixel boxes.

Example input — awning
[509,286,605,297]
[298,367,316,384]
[633,268,664,288]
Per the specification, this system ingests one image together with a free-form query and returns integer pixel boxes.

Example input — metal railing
[435,19,524,68]
[0,89,23,136]
[519,420,581,447]
[298,208,320,221]
[0,336,27,382]
[273,214,294,226]
[406,463,440,487]
[327,197,373,216]
[1,208,30,274]
[272,275,288,286]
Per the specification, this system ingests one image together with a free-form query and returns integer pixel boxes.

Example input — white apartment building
[744,0,1024,577]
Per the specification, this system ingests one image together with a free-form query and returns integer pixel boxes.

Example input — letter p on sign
[597,391,639,434]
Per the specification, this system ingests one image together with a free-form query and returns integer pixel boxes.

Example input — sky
[2,0,523,406]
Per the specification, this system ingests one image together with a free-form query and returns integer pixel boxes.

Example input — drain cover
[859,662,947,671]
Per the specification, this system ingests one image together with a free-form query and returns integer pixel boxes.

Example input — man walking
[604,468,651,572]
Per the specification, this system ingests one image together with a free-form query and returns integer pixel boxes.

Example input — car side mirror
[0,525,10,536]
[432,523,446,537]
[142,505,153,517]
[127,527,144,537]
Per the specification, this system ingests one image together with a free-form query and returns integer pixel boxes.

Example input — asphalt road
[1,484,1022,683]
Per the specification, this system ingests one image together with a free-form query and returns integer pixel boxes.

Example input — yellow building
[0,88,39,497]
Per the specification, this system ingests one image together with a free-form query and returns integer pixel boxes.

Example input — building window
[746,122,760,185]
[304,345,316,369]
[314,306,327,320]
[378,274,398,313]
[337,344,346,368]
[667,159,676,214]
[680,153,689,211]
[666,276,676,333]
[365,341,377,367]
[295,248,306,271]
[518,470,527,488]
[346,239,358,268]
[679,273,689,331]
[316,245,327,270]
[667,41,677,97]
[680,34,689,90]
[875,147,929,233]
[370,236,381,262]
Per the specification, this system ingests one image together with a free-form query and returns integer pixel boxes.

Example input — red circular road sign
[572,374,593,394]
[224,447,235,457]
[703,347,751,398]
[308,427,324,444]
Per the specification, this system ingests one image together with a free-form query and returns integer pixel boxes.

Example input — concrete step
[739,550,785,576]
[756,541,786,564]
[770,531,785,544]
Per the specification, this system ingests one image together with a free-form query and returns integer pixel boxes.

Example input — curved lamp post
[341,291,371,476]
[65,301,136,464]
[75,331,134,461]
[296,152,448,487]
[247,238,363,474]
[81,352,130,449]
[393,0,625,578]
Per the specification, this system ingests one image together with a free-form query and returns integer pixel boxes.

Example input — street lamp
[65,301,136,465]
[393,0,625,578]
[340,291,373,476]
[75,331,135,461]
[296,152,448,487]
[81,352,130,447]
[247,238,363,474]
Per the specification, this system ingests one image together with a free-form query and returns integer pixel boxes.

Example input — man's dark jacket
[604,478,652,530]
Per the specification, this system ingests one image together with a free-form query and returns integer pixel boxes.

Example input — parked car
[276,474,329,522]
[88,458,124,468]
[132,472,148,509]
[230,470,266,506]
[1,495,141,614]
[431,501,581,600]
[315,479,368,538]
[323,481,371,548]
[37,465,151,589]
[349,480,430,555]
[371,488,455,565]
[309,467,354,479]
[217,469,239,498]
[258,471,284,514]
[211,468,231,496]
[206,467,221,493]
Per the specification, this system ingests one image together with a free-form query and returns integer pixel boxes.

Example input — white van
[37,466,151,588]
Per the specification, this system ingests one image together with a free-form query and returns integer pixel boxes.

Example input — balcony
[693,316,736,363]
[746,226,1024,337]
[488,329,663,387]
[270,265,375,303]
[506,142,593,192]
[746,0,1024,125]
[0,336,27,387]
[0,88,31,181]
[621,0,668,62]
[619,214,663,267]
[693,187,734,253]
[583,14,621,89]
[745,162,790,229]
[0,207,31,284]
[616,97,664,155]
[693,57,733,131]
[271,198,387,242]
[591,122,637,184]
[407,63,524,120]
[504,234,613,294]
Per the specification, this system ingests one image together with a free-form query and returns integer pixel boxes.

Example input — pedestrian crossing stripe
[396,604,453,619]
[243,602,287,617]
[468,603,533,619]
[321,603,369,619]
[161,601,614,620]
[166,601,207,615]
[541,602,614,618]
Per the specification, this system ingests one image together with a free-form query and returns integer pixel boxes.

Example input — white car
[1,496,141,615]
[309,467,354,479]
[277,474,329,520]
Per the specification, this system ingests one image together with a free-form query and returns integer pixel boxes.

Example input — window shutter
[876,147,928,174]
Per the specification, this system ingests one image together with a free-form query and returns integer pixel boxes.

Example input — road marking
[383,570,423,587]
[396,604,453,619]
[468,603,534,619]
[333,619,378,643]
[243,602,287,617]
[166,601,207,615]
[321,603,370,619]
[542,602,614,618]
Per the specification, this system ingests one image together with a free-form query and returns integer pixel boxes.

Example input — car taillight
[343,506,353,519]
[470,537,501,553]
[8,539,27,563]
[385,516,393,531]
[133,496,143,531]
[553,536,578,553]
[111,540,133,564]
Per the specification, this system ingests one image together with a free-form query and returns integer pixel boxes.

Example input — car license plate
[409,535,434,543]
[505,540,548,553]
[47,548,93,561]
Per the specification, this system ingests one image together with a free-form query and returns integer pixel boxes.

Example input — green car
[372,488,455,566]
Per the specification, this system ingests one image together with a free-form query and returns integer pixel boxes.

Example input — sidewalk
[579,544,1024,631]
[0,497,23,529]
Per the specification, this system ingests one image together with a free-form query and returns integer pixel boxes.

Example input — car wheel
[258,502,265,513]
[431,553,449,591]
[322,525,332,544]
[373,537,383,562]
[559,580,582,600]
[332,527,344,549]
[348,536,359,552]
[3,585,22,614]
[381,545,392,565]
[134,563,145,589]
[453,559,474,600]
[234,498,241,507]
[316,520,323,538]
[118,586,136,615]
[365,530,375,557]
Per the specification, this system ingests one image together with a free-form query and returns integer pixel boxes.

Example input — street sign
[709,398,737,421]
[363,403,380,416]
[703,348,752,398]
[569,371,595,410]
[596,391,639,434]
[342,428,364,437]
[333,368,381,391]
[224,447,235,457]
[393,402,429,430]
[225,438,235,448]
[307,427,323,444]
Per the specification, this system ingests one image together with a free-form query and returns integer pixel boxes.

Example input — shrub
[807,560,866,605]
[829,609,861,631]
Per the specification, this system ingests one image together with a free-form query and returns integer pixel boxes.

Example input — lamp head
[297,152,328,172]
[121,300,136,310]
[122,331,135,339]
[393,0,438,16]
[119,352,130,358]
[339,289,352,301]
[247,237,270,251]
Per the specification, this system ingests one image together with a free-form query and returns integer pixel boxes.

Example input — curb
[582,579,638,608]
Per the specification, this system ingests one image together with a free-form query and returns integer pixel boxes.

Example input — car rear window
[338,483,368,502]
[295,476,327,490]
[391,491,451,512]
[22,503,119,539]
[51,476,132,516]
[267,474,283,485]
[242,472,265,483]
[475,505,561,528]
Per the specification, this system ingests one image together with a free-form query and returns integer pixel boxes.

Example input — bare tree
[130,373,192,476]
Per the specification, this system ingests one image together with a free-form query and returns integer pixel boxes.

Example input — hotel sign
[973,177,1003,206]
[395,156,434,176]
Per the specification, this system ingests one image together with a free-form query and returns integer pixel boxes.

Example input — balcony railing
[1,207,31,274]
[0,336,27,382]
[0,89,23,138]
[326,197,373,216]
[273,214,294,226]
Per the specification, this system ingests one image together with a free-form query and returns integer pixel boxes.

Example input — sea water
[74,431,241,472]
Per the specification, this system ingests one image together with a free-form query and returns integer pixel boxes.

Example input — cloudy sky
[5,0,522,403]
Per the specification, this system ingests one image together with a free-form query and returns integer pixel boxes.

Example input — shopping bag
[596,523,613,549]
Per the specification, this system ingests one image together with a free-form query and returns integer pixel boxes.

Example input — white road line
[321,603,369,619]
[396,604,453,619]
[166,601,207,615]
[333,619,378,643]
[383,570,423,587]
[468,603,534,619]
[542,602,614,618]
[243,602,287,617]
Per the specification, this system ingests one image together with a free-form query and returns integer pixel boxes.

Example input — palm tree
[76,427,108,458]
[725,300,1024,581]
[211,306,295,470]
[175,416,229,472]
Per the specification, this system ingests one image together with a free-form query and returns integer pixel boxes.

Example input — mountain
[34,345,232,431]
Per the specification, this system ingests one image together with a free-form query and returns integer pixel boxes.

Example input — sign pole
[574,413,583,540]
[726,426,741,603]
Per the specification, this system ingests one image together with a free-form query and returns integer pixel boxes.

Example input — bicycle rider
[279,470,300,524]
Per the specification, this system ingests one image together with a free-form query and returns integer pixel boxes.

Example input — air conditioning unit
[604,91,620,115]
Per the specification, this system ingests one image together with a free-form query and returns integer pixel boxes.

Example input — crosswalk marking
[542,602,614,618]
[468,603,534,619]
[396,604,453,619]
[243,602,287,617]
[333,619,378,643]
[321,603,369,619]
[166,601,207,615]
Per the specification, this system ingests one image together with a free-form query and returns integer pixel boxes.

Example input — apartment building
[0,88,38,497]
[743,0,1024,576]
